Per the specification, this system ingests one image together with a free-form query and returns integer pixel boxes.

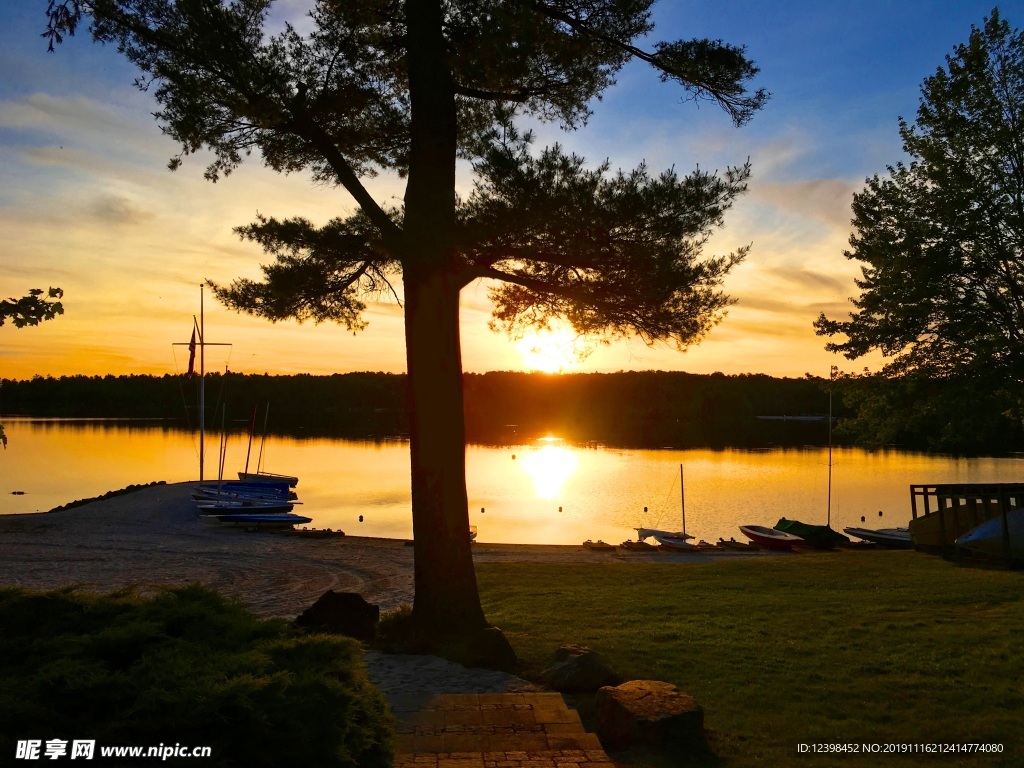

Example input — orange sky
[6,2,999,381]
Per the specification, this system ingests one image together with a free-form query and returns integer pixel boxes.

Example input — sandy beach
[0,481,773,619]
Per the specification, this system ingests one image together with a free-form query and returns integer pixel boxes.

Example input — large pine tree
[46,0,766,650]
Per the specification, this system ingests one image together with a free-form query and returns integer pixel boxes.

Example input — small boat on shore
[843,527,913,549]
[739,525,803,550]
[583,539,616,551]
[717,537,759,551]
[237,471,299,488]
[774,518,850,549]
[194,480,293,503]
[654,532,700,552]
[205,512,312,529]
[955,509,1024,557]
[619,539,656,551]
[196,499,296,515]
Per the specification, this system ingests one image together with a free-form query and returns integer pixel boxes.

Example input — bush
[0,585,393,767]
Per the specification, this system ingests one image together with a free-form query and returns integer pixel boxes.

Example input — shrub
[0,585,393,767]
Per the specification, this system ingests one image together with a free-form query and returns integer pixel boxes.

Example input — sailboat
[174,286,230,485]
[237,403,299,487]
[769,365,850,549]
[634,464,699,551]
[176,290,307,530]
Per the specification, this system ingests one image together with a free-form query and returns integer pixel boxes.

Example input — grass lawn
[477,551,1023,767]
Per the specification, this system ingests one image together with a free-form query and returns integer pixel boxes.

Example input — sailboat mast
[199,285,205,484]
[827,365,836,527]
[244,404,257,476]
[256,403,270,474]
[680,463,686,537]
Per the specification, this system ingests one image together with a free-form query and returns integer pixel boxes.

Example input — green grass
[477,551,1024,767]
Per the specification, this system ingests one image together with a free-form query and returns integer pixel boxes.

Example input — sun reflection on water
[519,438,579,500]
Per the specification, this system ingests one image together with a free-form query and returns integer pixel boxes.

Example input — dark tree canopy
[0,288,64,329]
[45,0,766,642]
[816,9,1024,387]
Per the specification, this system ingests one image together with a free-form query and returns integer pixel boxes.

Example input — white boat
[635,526,694,542]
[634,464,697,545]
[654,532,700,551]
[955,509,1024,557]
[739,525,804,550]
[843,527,913,549]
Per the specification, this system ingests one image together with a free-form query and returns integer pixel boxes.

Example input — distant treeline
[0,371,846,448]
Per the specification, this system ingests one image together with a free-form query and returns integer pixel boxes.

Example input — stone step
[391,692,613,767]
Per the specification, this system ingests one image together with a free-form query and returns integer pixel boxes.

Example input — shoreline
[0,481,775,619]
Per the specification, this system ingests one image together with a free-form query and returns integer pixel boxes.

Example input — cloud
[751,177,859,231]
[85,195,156,226]
[758,265,849,294]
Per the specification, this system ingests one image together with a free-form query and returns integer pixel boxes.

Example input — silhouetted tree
[816,10,1024,429]
[1,287,63,447]
[0,288,63,329]
[45,0,766,645]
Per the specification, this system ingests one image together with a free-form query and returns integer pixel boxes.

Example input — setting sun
[515,326,587,373]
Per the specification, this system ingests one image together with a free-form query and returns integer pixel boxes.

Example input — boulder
[539,644,621,692]
[294,591,379,640]
[595,680,706,752]
[452,626,520,673]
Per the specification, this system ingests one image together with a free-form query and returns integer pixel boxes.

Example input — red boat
[739,525,804,551]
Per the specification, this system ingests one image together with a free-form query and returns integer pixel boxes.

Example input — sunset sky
[0,1,1007,380]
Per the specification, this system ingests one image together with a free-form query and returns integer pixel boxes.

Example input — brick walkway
[391,692,614,767]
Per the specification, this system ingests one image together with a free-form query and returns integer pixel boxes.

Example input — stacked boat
[195,476,310,529]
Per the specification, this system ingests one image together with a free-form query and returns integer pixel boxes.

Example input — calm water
[3,418,1023,544]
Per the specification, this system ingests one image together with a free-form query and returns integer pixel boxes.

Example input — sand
[0,481,769,619]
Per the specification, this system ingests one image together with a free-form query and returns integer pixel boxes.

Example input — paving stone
[393,694,611,768]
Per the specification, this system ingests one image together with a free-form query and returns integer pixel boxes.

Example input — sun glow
[515,326,586,373]
[519,439,579,500]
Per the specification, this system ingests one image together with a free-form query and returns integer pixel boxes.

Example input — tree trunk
[399,0,488,635]
[404,263,488,634]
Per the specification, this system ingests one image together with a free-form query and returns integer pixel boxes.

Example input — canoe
[773,518,850,549]
[739,525,803,550]
[843,527,913,549]
[955,509,1024,557]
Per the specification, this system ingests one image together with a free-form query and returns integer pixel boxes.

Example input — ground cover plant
[477,551,1024,767]
[0,585,393,767]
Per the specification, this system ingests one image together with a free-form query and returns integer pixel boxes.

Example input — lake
[3,417,1023,544]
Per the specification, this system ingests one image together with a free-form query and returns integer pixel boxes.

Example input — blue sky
[0,1,1010,378]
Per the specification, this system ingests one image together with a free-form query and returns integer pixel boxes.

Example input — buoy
[511,454,516,460]
[481,507,485,513]
[879,510,883,516]
[358,515,363,523]
[558,506,562,512]
[643,506,648,513]
[861,516,865,522]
